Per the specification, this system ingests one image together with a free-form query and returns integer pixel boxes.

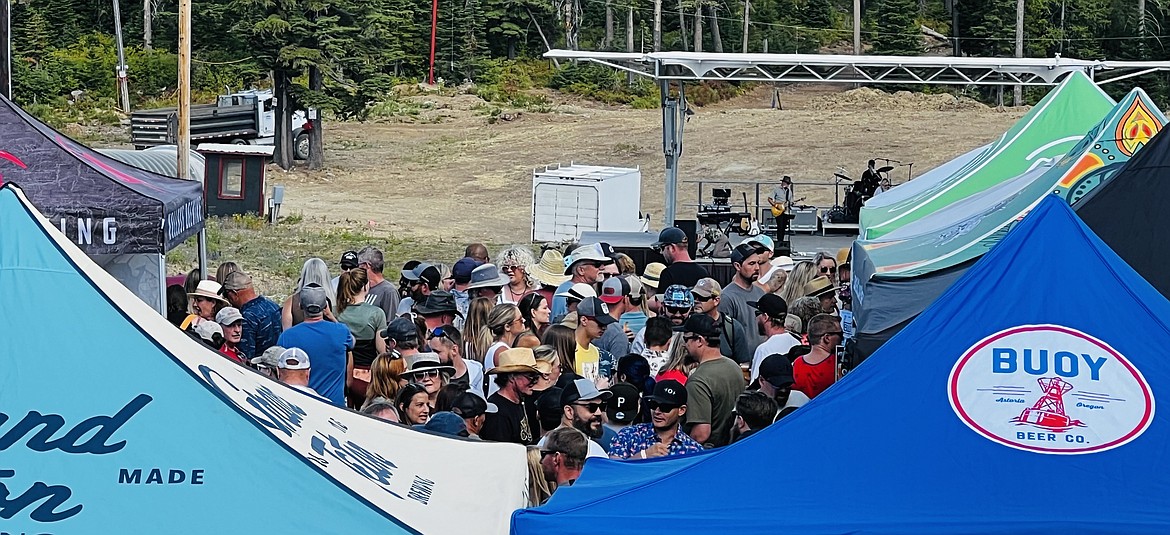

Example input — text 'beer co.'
[948,325,1154,454]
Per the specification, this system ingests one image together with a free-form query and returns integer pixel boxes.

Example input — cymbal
[877,166,895,173]
[833,173,853,181]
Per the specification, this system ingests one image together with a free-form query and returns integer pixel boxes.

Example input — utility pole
[143,0,152,49]
[112,0,131,113]
[853,0,860,55]
[428,0,438,84]
[949,0,959,56]
[177,0,204,278]
[653,0,662,51]
[1014,0,1023,105]
[741,0,749,53]
[0,0,9,99]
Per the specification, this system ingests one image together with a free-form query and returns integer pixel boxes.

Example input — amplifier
[790,207,819,233]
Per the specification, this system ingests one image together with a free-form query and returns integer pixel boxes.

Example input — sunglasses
[820,266,837,274]
[692,294,714,302]
[601,272,617,279]
[501,265,521,274]
[665,306,691,315]
[540,449,561,459]
[646,400,679,412]
[573,402,606,413]
[408,369,441,380]
[683,334,702,342]
[429,327,452,341]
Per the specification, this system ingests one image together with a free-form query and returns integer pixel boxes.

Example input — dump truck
[130,90,311,159]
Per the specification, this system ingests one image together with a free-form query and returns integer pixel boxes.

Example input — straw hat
[531,249,571,288]
[188,280,229,304]
[640,262,666,290]
[836,247,851,266]
[803,276,836,298]
[486,347,542,375]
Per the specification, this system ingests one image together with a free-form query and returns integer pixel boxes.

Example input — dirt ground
[273,84,1028,244]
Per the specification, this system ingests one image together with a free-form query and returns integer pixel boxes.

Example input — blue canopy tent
[512,195,1170,534]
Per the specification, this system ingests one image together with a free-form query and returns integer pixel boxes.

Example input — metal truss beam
[544,51,1170,86]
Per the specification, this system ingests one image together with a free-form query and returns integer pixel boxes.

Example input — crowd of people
[166,232,854,507]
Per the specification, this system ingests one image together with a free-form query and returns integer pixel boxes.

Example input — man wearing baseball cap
[751,352,810,420]
[535,378,611,458]
[653,227,708,292]
[682,314,745,448]
[551,243,613,321]
[331,250,359,295]
[451,391,497,440]
[574,297,616,382]
[215,306,245,363]
[595,276,633,358]
[719,243,768,351]
[275,347,328,401]
[277,284,355,408]
[608,379,702,459]
[692,278,751,365]
[749,294,800,381]
[450,257,483,326]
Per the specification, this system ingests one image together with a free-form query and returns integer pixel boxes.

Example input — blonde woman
[525,446,555,506]
[778,261,818,306]
[463,297,494,364]
[478,303,525,395]
[655,332,693,385]
[497,245,540,304]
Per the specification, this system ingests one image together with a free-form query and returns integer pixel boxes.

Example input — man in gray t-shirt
[718,244,767,350]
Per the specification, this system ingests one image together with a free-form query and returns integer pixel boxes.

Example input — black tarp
[0,95,203,255]
[1075,128,1170,300]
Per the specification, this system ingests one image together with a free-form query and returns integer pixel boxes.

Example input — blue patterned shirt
[239,295,283,360]
[608,423,703,459]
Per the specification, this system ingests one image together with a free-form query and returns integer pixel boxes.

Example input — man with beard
[535,378,611,458]
[608,379,702,459]
[748,294,799,381]
[718,243,767,350]
[631,284,692,354]
[691,278,751,365]
[480,347,542,445]
[682,314,746,448]
[399,262,441,316]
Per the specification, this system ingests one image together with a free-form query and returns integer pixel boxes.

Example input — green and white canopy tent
[858,71,1116,239]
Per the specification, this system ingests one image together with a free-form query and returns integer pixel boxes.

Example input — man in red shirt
[793,314,842,399]
[216,307,245,363]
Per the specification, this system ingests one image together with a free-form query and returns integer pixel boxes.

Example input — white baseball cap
[278,347,311,370]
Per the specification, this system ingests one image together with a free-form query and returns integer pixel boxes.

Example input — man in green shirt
[681,314,746,448]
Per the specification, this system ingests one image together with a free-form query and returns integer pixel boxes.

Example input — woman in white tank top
[479,303,524,395]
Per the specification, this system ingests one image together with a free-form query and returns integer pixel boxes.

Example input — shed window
[219,159,245,199]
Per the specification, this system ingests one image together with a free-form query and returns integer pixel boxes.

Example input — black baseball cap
[646,379,687,405]
[380,317,418,342]
[682,314,720,339]
[730,243,766,264]
[756,353,795,389]
[451,392,498,419]
[605,383,641,424]
[652,227,687,249]
[749,294,788,319]
[339,250,359,270]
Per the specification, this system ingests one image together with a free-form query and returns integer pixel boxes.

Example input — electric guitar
[769,196,804,218]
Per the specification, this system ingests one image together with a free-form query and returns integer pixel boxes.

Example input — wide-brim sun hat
[188,279,229,305]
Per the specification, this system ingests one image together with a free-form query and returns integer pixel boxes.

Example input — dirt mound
[808,87,990,112]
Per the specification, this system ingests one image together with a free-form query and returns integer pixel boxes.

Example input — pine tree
[871,0,921,55]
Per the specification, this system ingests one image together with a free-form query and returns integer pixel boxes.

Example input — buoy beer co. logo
[949,325,1154,454]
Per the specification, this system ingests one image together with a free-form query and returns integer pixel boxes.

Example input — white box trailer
[531,163,642,242]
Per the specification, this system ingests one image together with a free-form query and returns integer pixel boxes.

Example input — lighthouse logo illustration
[949,325,1154,455]
[1013,377,1085,431]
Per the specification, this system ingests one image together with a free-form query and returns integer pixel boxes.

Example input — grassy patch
[167,215,477,300]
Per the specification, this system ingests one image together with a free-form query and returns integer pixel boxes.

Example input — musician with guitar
[768,176,795,248]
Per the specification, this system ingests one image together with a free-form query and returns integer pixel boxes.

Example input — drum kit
[825,159,899,224]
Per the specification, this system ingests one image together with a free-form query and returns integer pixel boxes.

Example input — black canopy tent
[1076,128,1170,300]
[0,95,203,255]
[0,94,204,313]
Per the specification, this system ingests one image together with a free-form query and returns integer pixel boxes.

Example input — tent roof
[513,195,1170,535]
[0,96,203,254]
[858,88,1165,278]
[860,71,1116,239]
[862,142,991,211]
[1077,120,1170,299]
[0,183,526,534]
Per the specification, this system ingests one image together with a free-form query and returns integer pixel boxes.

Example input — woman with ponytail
[336,269,388,408]
[479,303,524,395]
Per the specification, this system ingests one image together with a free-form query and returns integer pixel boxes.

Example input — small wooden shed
[197,143,274,217]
